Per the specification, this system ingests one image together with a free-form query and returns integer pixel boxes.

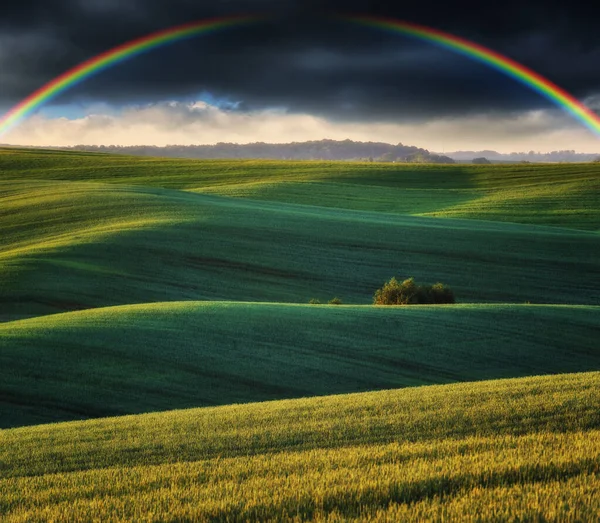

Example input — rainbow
[1,14,599,138]
[342,15,600,136]
[0,15,261,136]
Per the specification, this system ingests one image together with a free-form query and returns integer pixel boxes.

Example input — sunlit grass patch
[1,372,599,521]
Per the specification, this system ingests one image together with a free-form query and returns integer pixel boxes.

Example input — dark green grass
[1,302,599,428]
[1,181,598,320]
[1,148,599,429]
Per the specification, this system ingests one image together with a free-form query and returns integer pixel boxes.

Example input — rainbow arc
[1,14,598,137]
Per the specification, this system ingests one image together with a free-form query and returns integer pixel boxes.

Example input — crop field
[1,301,600,428]
[1,148,599,229]
[0,147,599,520]
[1,371,599,521]
[1,150,599,324]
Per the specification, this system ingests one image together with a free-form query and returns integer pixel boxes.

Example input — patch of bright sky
[34,92,241,120]
[196,91,242,110]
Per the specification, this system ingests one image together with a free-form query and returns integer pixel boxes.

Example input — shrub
[328,297,343,305]
[429,282,456,304]
[373,277,417,305]
[374,277,455,305]
[308,298,322,304]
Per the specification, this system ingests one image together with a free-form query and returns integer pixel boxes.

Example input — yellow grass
[1,372,599,521]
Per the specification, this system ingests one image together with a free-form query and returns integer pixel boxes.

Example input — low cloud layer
[5,101,599,153]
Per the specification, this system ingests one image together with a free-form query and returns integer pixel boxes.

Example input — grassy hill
[1,147,599,429]
[1,148,599,519]
[1,147,599,230]
[1,152,599,320]
[1,301,599,427]
[1,371,599,521]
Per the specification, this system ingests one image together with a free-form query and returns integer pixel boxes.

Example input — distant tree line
[66,139,455,163]
[449,149,600,163]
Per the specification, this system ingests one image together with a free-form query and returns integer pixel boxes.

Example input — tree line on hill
[19,140,598,163]
[446,149,600,163]
[66,139,456,163]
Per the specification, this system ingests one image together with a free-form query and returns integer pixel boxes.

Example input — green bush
[309,297,343,305]
[429,282,455,304]
[374,277,455,305]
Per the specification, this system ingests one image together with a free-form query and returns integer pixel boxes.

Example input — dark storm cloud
[1,0,599,122]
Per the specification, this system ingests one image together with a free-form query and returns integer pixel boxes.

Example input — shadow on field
[207,164,481,216]
[1,194,598,320]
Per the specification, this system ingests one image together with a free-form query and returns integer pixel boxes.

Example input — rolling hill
[1,150,599,322]
[1,301,599,427]
[1,371,599,521]
[1,147,599,428]
[1,147,599,519]
[1,147,599,229]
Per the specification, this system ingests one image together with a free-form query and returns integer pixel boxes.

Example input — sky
[1,0,599,153]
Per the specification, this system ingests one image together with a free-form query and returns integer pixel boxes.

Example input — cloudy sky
[1,0,599,152]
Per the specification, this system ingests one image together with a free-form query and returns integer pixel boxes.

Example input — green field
[1,149,599,322]
[1,302,600,428]
[1,372,599,521]
[0,147,599,520]
[1,147,599,229]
